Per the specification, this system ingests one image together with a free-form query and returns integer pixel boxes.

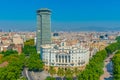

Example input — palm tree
[65,68,73,79]
[45,76,55,80]
[74,67,80,77]
[48,66,56,77]
[57,68,65,79]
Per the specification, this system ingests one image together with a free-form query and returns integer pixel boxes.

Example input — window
[56,59,58,62]
[59,55,61,58]
[56,55,57,58]
[62,55,64,58]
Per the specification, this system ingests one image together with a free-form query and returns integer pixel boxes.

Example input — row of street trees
[111,36,120,80]
[105,36,120,55]
[46,67,80,80]
[46,36,120,80]
[78,50,107,80]
[78,37,120,80]
[105,36,120,80]
[105,42,120,55]
[23,39,44,71]
[112,50,120,80]
[46,50,107,80]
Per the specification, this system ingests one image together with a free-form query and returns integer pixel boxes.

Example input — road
[100,54,114,80]
[23,68,49,80]
[22,68,34,80]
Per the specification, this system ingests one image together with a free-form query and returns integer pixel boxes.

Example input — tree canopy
[0,54,25,80]
[105,42,120,54]
[0,50,18,56]
[112,50,120,80]
[0,39,44,80]
[116,36,120,42]
[24,39,34,46]
[78,50,107,80]
[23,39,36,55]
[26,53,44,71]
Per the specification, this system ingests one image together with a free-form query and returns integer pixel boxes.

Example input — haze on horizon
[0,0,120,31]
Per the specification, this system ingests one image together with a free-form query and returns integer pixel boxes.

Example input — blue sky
[0,0,120,31]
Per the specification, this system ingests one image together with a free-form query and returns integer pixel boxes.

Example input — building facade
[36,8,52,53]
[41,43,90,68]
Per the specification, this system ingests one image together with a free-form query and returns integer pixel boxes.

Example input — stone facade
[41,43,90,69]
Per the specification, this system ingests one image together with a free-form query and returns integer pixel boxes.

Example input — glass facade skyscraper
[36,8,51,53]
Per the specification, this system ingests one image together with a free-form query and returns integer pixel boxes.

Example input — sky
[0,0,120,31]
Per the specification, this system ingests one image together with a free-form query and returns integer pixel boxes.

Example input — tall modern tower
[36,8,51,53]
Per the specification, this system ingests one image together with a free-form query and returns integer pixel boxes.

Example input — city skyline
[1,0,120,31]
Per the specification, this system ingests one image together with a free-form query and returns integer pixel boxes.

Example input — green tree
[26,53,44,71]
[116,36,120,42]
[48,66,56,77]
[0,54,25,80]
[45,76,55,80]
[24,39,34,46]
[112,51,120,80]
[73,67,80,77]
[0,50,18,56]
[78,50,107,80]
[65,68,73,78]
[23,39,37,55]
[57,68,65,79]
[0,39,44,80]
[22,46,36,55]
